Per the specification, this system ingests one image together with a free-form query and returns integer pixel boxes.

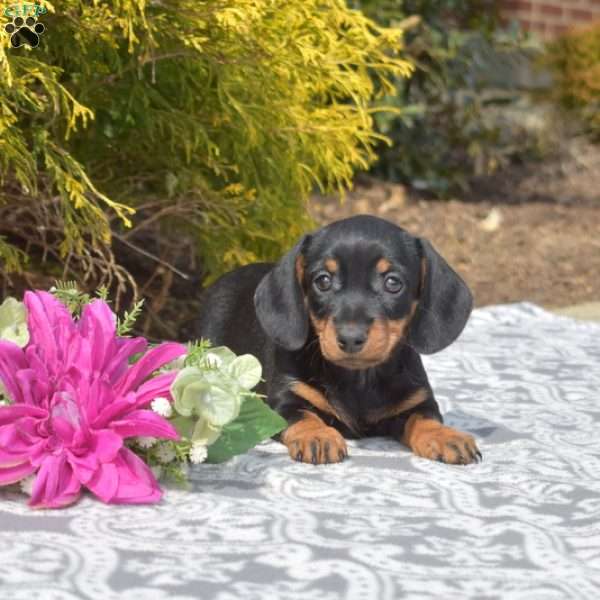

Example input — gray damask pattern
[1,303,599,599]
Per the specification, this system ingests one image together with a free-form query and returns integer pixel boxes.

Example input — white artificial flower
[171,367,240,427]
[20,474,36,496]
[136,436,156,449]
[151,396,173,418]
[155,444,176,464]
[189,442,208,464]
[204,352,223,369]
[0,297,29,347]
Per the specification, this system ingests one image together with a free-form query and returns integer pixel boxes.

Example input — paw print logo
[4,15,45,48]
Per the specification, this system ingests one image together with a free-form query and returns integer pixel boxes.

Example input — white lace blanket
[1,304,599,599]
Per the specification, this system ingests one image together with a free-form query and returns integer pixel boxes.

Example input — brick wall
[500,0,600,39]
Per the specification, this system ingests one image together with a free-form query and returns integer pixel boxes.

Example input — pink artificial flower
[0,291,186,508]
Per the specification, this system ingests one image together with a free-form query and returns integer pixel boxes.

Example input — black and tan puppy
[196,215,481,465]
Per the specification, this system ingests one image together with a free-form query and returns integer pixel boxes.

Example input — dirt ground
[309,154,600,309]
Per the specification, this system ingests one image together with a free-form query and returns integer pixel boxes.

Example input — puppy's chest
[324,377,392,429]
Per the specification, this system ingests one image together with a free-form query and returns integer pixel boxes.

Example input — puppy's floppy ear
[254,236,310,350]
[408,238,473,355]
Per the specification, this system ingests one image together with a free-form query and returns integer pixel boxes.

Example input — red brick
[539,4,563,17]
[502,0,533,12]
[519,19,547,33]
[569,8,594,20]
[550,24,569,36]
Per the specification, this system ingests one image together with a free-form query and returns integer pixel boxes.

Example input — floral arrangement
[0,285,286,509]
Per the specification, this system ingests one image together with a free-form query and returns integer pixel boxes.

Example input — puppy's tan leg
[282,411,348,465]
[402,414,481,465]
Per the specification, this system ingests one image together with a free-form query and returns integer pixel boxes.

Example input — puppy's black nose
[337,326,367,354]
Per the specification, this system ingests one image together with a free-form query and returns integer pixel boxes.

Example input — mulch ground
[309,165,600,309]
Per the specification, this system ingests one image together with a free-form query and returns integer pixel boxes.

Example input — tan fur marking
[295,255,305,286]
[309,312,412,370]
[292,382,338,419]
[282,411,347,464]
[376,258,391,273]
[325,258,338,273]
[291,380,359,433]
[365,388,428,425]
[402,414,480,465]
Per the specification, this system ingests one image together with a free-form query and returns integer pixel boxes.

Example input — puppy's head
[254,215,472,368]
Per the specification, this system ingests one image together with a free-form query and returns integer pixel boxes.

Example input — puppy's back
[196,263,273,360]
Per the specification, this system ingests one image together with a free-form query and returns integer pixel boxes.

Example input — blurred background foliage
[545,23,600,137]
[0,0,597,338]
[0,0,410,336]
[352,0,548,196]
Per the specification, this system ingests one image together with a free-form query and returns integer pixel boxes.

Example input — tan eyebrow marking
[376,258,391,273]
[324,258,338,273]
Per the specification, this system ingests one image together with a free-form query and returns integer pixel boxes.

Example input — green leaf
[206,396,287,463]
[170,415,196,439]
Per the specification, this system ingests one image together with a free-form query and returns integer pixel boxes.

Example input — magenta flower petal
[77,377,114,425]
[78,300,118,372]
[89,429,123,463]
[24,291,76,368]
[67,452,99,485]
[23,346,50,388]
[85,461,119,503]
[110,409,179,441]
[105,337,148,384]
[0,422,39,466]
[0,341,28,403]
[15,369,46,407]
[115,342,186,396]
[0,460,36,485]
[29,454,81,509]
[0,405,47,426]
[0,452,28,469]
[51,417,76,446]
[132,371,179,409]
[110,448,162,504]
[92,392,138,430]
[1,291,183,508]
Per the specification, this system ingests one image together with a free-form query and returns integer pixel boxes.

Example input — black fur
[195,215,474,453]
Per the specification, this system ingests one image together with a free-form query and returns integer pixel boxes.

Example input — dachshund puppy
[196,215,481,465]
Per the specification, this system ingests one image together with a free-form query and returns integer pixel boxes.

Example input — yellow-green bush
[0,1,410,321]
[546,23,600,133]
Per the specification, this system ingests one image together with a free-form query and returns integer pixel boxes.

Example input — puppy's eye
[384,275,404,293]
[314,274,332,292]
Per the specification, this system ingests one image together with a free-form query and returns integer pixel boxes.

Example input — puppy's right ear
[254,236,310,351]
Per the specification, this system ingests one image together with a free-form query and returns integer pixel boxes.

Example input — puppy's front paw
[282,412,348,465]
[403,415,481,465]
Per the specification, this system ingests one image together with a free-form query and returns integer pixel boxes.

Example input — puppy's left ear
[254,236,310,351]
[408,238,473,355]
